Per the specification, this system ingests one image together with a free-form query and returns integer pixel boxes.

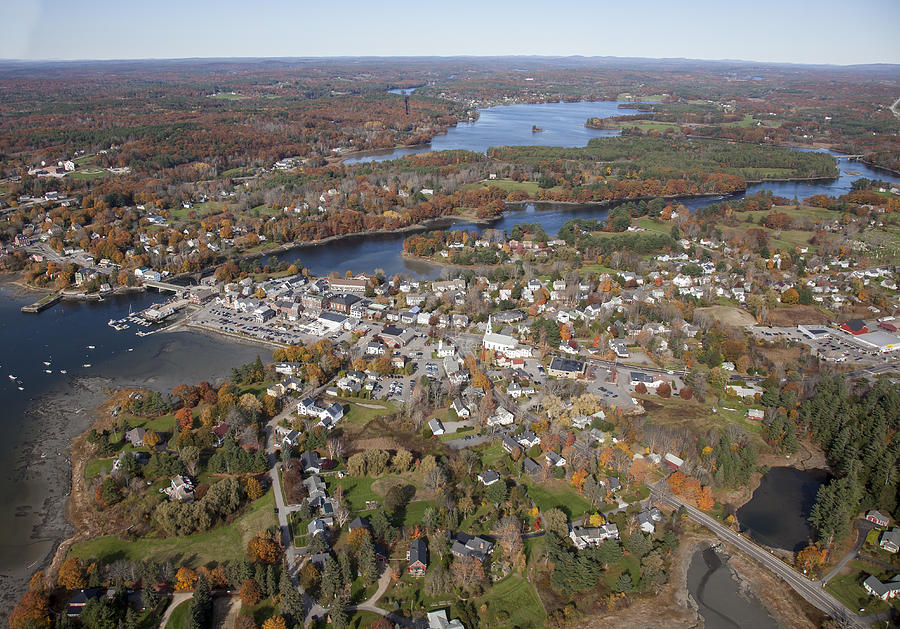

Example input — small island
[532,125,544,133]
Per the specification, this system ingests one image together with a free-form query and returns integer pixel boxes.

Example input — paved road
[649,482,867,628]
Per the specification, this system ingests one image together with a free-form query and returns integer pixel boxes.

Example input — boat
[8,375,16,380]
[127,348,134,352]
[44,369,52,374]
[17,387,23,391]
[60,370,67,374]
[87,345,95,349]
[43,361,51,366]
[83,363,91,368]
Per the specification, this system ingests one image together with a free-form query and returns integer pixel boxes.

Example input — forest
[801,377,900,547]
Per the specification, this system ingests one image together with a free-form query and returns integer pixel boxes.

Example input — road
[891,95,900,119]
[649,481,867,628]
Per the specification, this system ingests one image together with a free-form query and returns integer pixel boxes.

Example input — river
[687,545,779,629]
[0,96,898,604]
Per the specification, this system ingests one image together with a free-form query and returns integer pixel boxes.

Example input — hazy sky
[2,0,898,65]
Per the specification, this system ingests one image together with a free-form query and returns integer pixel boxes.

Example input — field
[825,560,894,614]
[523,478,592,519]
[69,491,276,565]
[474,575,547,629]
[766,304,829,326]
[639,396,765,439]
[693,305,756,327]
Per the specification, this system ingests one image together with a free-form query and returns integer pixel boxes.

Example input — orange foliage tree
[247,535,281,564]
[696,486,715,510]
[175,407,193,432]
[57,557,86,590]
[175,566,198,591]
[240,579,263,606]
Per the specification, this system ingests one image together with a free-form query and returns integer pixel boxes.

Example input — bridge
[649,481,875,628]
[141,279,187,294]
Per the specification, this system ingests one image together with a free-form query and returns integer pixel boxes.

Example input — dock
[21,294,62,313]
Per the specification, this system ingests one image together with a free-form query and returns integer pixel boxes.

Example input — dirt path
[213,594,241,629]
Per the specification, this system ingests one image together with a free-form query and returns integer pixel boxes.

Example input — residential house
[163,475,194,502]
[426,610,464,629]
[880,528,900,553]
[502,436,522,454]
[301,450,322,474]
[863,575,900,600]
[308,517,332,537]
[664,453,684,470]
[867,510,890,527]
[408,537,428,577]
[547,357,586,379]
[523,457,542,477]
[545,451,566,468]
[487,406,515,427]
[450,533,494,562]
[569,524,620,549]
[124,427,146,447]
[477,470,500,486]
[451,397,470,418]
[517,431,540,449]
[66,589,103,617]
[637,507,662,533]
[429,418,446,436]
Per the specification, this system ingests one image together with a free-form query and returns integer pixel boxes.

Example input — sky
[1,0,898,66]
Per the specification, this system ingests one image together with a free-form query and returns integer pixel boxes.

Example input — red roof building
[841,319,868,335]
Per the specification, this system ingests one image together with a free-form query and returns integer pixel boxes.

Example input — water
[736,467,830,552]
[344,100,630,163]
[687,545,778,629]
[0,282,272,585]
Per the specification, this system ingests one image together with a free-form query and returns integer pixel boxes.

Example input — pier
[21,294,61,313]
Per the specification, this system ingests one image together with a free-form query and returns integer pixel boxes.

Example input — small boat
[8,375,16,380]
[17,387,24,391]
[127,348,134,352]
[44,369,52,374]
[60,370,67,374]
[83,363,91,368]
[43,361,51,366]
[87,345,95,349]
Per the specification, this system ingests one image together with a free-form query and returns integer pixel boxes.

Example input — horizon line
[0,54,898,69]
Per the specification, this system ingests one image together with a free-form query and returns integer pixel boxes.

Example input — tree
[796,544,827,575]
[261,617,287,629]
[179,446,200,476]
[9,590,50,629]
[781,288,799,304]
[175,566,198,591]
[240,579,263,606]
[615,572,633,593]
[543,508,568,538]
[189,573,212,629]
[279,571,304,625]
[299,563,320,591]
[451,557,485,593]
[696,486,715,510]
[247,535,281,564]
[143,429,161,447]
[320,556,342,602]
[175,407,194,432]
[485,480,508,505]
[245,477,264,501]
[393,448,412,472]
[57,557,86,590]
[357,532,379,585]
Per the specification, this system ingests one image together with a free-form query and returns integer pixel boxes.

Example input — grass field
[826,567,891,614]
[69,166,109,180]
[474,575,546,629]
[70,491,276,566]
[524,479,592,519]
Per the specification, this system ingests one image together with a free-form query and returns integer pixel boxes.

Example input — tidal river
[0,96,898,607]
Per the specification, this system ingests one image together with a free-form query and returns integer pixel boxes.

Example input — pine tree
[279,572,304,627]
[357,534,378,585]
[320,556,342,602]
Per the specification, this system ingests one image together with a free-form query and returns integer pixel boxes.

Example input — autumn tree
[175,566,198,591]
[57,557,86,590]
[262,617,288,629]
[451,557,485,593]
[175,407,194,432]
[781,288,799,305]
[696,486,715,510]
[240,579,263,606]
[245,477,264,501]
[796,544,827,576]
[248,535,281,564]
[8,589,50,629]
[629,457,649,485]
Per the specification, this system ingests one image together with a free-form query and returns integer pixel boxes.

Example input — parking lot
[749,325,898,366]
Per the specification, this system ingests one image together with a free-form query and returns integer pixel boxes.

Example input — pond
[736,466,830,552]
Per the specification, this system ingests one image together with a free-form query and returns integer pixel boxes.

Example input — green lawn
[403,500,436,526]
[84,457,115,479]
[463,178,540,195]
[474,575,546,629]
[327,475,378,510]
[70,491,276,566]
[164,599,191,629]
[69,167,108,180]
[348,610,393,629]
[524,479,592,519]
[826,573,890,614]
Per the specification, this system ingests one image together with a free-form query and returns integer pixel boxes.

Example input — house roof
[409,537,427,566]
